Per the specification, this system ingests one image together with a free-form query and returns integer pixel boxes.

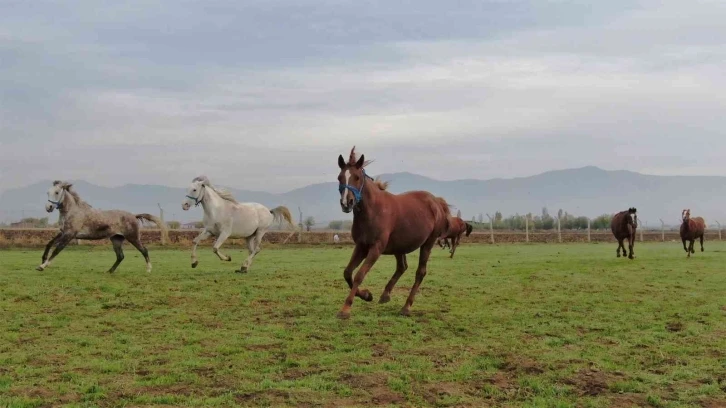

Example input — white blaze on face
[341,169,351,203]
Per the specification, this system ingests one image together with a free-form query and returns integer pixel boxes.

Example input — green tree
[304,216,316,232]
[328,220,343,230]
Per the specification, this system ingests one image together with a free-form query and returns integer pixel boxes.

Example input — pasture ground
[1,243,725,407]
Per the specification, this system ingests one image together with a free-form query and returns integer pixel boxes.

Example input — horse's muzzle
[340,200,353,213]
[45,203,54,213]
[182,202,190,211]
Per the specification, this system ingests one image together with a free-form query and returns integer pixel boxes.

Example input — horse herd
[37,146,708,319]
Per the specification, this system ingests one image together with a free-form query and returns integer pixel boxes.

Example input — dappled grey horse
[38,181,168,273]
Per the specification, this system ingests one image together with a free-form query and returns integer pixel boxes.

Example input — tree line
[467,208,613,231]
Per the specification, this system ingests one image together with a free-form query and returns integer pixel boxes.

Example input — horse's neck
[201,188,228,218]
[59,194,79,216]
[353,180,381,222]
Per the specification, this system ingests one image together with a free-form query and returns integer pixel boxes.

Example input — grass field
[1,243,725,407]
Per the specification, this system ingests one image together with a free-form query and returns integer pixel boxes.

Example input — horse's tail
[136,213,169,243]
[435,197,452,217]
[465,222,473,237]
[270,206,295,229]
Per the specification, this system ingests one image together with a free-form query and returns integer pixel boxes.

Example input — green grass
[1,242,725,407]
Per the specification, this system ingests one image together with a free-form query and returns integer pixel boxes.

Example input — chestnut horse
[610,207,637,259]
[336,147,450,319]
[680,209,706,257]
[438,216,473,258]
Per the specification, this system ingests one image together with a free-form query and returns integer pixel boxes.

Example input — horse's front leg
[700,235,704,252]
[191,229,211,268]
[37,233,76,271]
[628,235,635,259]
[338,244,381,319]
[211,229,233,262]
[41,232,62,264]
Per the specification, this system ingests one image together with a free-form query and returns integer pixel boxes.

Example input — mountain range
[2,166,725,227]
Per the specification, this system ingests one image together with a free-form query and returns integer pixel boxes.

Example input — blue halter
[339,170,374,204]
[47,200,63,210]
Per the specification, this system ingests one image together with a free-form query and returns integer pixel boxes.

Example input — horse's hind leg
[401,242,434,316]
[690,239,695,255]
[700,235,704,252]
[616,240,624,258]
[212,230,232,263]
[108,235,125,273]
[127,237,152,272]
[380,254,408,304]
[238,230,265,273]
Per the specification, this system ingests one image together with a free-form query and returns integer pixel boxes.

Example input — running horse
[680,209,706,257]
[438,216,473,258]
[335,147,450,319]
[610,207,638,259]
[37,181,167,273]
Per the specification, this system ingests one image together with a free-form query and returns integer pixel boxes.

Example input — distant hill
[3,167,726,227]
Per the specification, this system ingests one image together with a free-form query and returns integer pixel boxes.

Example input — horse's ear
[62,183,73,190]
[338,155,346,169]
[355,154,365,169]
[52,180,62,186]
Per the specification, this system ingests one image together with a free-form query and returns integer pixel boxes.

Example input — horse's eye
[193,189,196,192]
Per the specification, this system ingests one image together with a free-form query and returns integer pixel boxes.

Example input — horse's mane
[53,180,92,209]
[192,176,239,204]
[347,146,389,191]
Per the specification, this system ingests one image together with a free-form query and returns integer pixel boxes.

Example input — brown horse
[336,147,450,319]
[610,207,637,259]
[438,216,473,258]
[680,209,706,257]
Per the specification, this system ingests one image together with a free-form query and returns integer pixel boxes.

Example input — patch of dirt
[422,382,468,405]
[371,343,389,358]
[701,399,726,408]
[234,389,290,405]
[339,373,405,406]
[562,368,623,396]
[501,356,544,375]
[666,321,685,332]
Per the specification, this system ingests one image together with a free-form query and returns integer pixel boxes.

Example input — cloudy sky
[1,0,725,193]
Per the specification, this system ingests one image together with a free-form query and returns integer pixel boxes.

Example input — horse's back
[371,190,449,253]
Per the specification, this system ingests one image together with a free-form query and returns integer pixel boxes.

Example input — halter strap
[186,185,205,207]
[339,170,374,205]
[48,189,66,210]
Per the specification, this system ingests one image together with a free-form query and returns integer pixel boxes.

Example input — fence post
[587,218,591,243]
[486,214,494,244]
[157,203,166,246]
[659,219,665,242]
[298,207,303,243]
[717,221,722,241]
[525,215,529,243]
[557,217,562,243]
[638,219,644,242]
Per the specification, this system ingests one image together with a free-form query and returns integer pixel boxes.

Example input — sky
[1,0,725,193]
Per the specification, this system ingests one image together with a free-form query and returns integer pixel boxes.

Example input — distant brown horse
[610,207,637,259]
[38,181,167,273]
[336,147,450,319]
[680,209,706,257]
[438,216,473,258]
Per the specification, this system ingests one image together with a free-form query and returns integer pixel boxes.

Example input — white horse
[181,176,295,273]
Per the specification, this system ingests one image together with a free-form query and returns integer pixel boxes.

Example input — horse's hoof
[226,257,232,262]
[379,294,391,304]
[336,311,351,320]
[36,266,44,271]
[399,308,411,317]
[191,261,198,268]
[235,267,248,274]
[361,290,373,302]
